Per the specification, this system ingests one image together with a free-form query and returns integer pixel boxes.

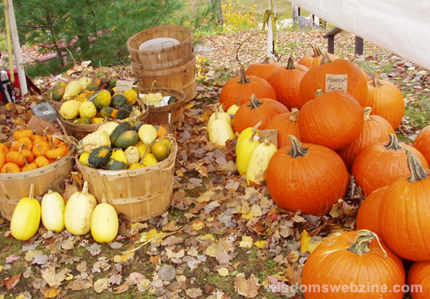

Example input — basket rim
[126,25,193,55]
[139,88,186,112]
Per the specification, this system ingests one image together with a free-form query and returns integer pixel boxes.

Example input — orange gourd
[1,162,21,173]
[35,156,50,167]
[6,151,25,166]
[0,143,9,157]
[19,144,35,164]
[32,141,51,157]
[22,156,38,172]
[13,128,33,140]
[298,45,337,68]
[0,151,5,170]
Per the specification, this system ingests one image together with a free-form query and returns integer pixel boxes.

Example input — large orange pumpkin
[266,136,349,215]
[408,261,430,298]
[355,185,388,237]
[267,55,308,110]
[245,57,283,82]
[302,230,405,299]
[413,124,430,166]
[361,70,405,130]
[338,107,395,171]
[298,45,337,68]
[233,94,289,134]
[219,66,277,110]
[265,108,300,148]
[352,134,429,196]
[298,90,364,150]
[299,54,369,109]
[379,150,430,261]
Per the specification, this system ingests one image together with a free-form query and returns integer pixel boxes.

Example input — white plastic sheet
[289,0,430,70]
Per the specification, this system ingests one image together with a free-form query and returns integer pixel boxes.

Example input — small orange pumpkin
[35,156,50,168]
[13,128,34,140]
[1,162,21,173]
[6,151,25,166]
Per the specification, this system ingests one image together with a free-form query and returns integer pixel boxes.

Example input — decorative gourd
[34,156,49,168]
[338,107,395,171]
[100,106,118,119]
[298,90,364,150]
[207,105,232,132]
[79,101,97,119]
[413,125,430,166]
[267,55,308,110]
[6,150,25,166]
[91,89,112,109]
[88,145,113,169]
[110,121,131,146]
[352,134,429,196]
[408,261,430,299]
[41,190,66,232]
[266,136,349,215]
[233,94,289,134]
[106,149,128,170]
[79,77,93,89]
[111,94,128,109]
[97,121,119,136]
[297,45,337,68]
[13,127,33,140]
[74,117,92,124]
[226,97,241,115]
[141,153,158,167]
[50,86,65,102]
[115,130,139,149]
[63,80,84,100]
[302,230,405,299]
[124,89,138,105]
[124,146,139,166]
[64,181,97,236]
[21,156,38,172]
[132,121,145,133]
[10,184,41,241]
[1,162,21,173]
[246,137,277,187]
[265,108,300,148]
[355,186,388,237]
[299,54,369,109]
[91,194,119,243]
[236,126,260,175]
[362,70,405,130]
[59,100,81,120]
[235,121,262,154]
[151,141,170,162]
[79,152,91,166]
[138,124,157,146]
[245,57,283,81]
[219,66,277,110]
[116,106,132,120]
[379,149,430,261]
[79,130,111,153]
[208,110,235,147]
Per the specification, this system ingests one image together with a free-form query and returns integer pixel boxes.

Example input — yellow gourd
[79,130,111,153]
[41,190,65,232]
[246,137,277,187]
[97,121,119,136]
[64,181,97,236]
[79,77,93,90]
[63,80,84,100]
[236,128,260,176]
[135,141,147,158]
[79,152,90,166]
[235,121,262,155]
[79,101,97,119]
[124,146,139,166]
[208,105,232,132]
[128,162,144,169]
[91,194,118,243]
[226,97,241,115]
[59,100,81,120]
[138,124,157,146]
[142,153,158,167]
[10,184,41,241]
[124,89,138,105]
[208,110,235,147]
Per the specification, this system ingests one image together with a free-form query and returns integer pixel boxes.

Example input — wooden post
[292,3,299,24]
[355,36,364,55]
[6,0,28,96]
[266,0,274,58]
[327,36,335,54]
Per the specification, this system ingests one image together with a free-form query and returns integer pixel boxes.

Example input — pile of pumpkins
[10,182,118,243]
[0,127,73,173]
[210,45,430,297]
[52,77,142,124]
[77,120,171,170]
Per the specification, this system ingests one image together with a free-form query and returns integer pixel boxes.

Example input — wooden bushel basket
[75,138,177,223]
[0,142,76,221]
[139,88,186,127]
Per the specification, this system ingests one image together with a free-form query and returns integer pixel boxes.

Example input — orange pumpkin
[219,66,277,110]
[245,57,283,82]
[408,261,430,298]
[35,156,50,168]
[0,143,9,157]
[1,162,21,173]
[355,186,388,237]
[32,141,51,157]
[298,45,337,68]
[13,128,33,140]
[265,108,300,148]
[0,151,5,170]
[413,124,430,166]
[22,156,38,172]
[19,144,35,164]
[6,151,25,167]
[267,55,308,110]
[232,94,289,134]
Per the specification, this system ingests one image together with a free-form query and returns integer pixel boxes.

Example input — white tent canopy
[290,0,430,71]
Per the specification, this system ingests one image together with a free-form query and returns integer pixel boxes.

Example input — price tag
[258,129,278,148]
[115,80,133,93]
[27,115,60,135]
[326,74,348,92]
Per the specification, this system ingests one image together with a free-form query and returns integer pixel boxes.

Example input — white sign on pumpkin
[326,74,348,92]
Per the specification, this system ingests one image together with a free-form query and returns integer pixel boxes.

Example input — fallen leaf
[5,255,20,264]
[44,287,61,298]
[254,240,267,248]
[300,230,312,254]
[186,287,203,298]
[41,266,70,287]
[4,274,20,290]
[67,279,92,290]
[113,283,130,294]
[234,273,260,298]
[217,268,229,277]
[239,236,253,248]
[191,219,206,231]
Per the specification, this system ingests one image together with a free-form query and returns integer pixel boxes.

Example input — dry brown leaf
[191,219,206,231]
[93,278,108,293]
[113,283,130,294]
[44,287,61,298]
[67,279,92,290]
[41,266,70,287]
[4,274,20,290]
[234,273,260,298]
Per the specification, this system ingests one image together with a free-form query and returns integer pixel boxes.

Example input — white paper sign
[326,74,348,92]
[115,80,133,93]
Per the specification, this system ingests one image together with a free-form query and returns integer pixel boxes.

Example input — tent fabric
[290,0,430,70]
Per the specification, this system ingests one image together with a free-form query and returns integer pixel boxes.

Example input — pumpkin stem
[347,229,387,257]
[372,70,383,87]
[311,45,323,57]
[248,94,262,110]
[82,181,89,194]
[320,53,333,65]
[262,57,270,64]
[385,134,403,150]
[316,89,324,97]
[286,54,296,70]
[289,108,299,122]
[238,66,251,84]
[363,107,372,121]
[287,136,308,158]
[406,148,430,183]
[28,184,35,199]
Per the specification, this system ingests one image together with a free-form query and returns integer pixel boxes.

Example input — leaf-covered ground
[0,28,429,298]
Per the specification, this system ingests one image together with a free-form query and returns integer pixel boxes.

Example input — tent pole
[6,0,28,96]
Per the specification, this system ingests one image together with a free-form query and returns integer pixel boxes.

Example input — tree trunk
[211,0,223,25]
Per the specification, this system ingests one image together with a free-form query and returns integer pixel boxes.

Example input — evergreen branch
[17,11,71,29]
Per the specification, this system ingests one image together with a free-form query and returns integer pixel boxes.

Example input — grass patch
[24,58,71,80]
